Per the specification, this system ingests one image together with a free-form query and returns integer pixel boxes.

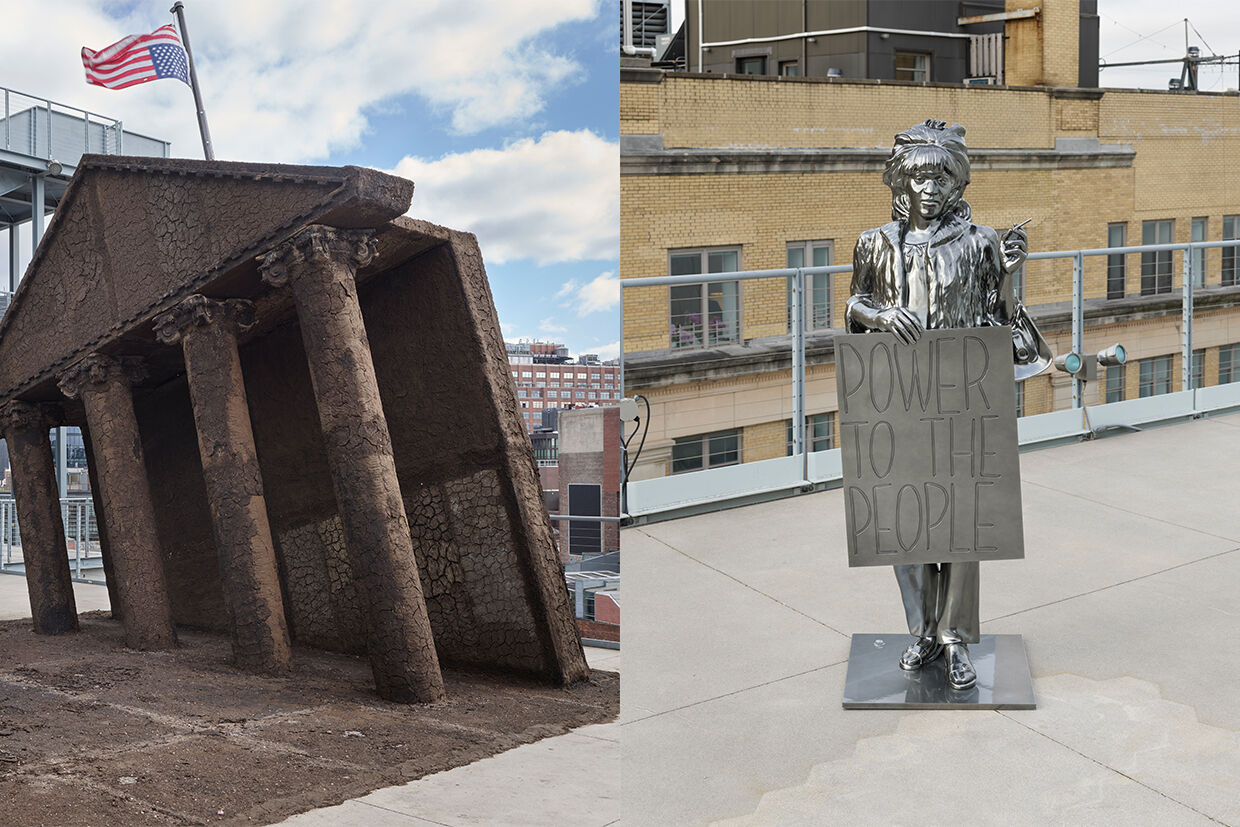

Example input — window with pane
[785,412,836,455]
[1138,355,1172,397]
[779,60,800,77]
[1224,216,1239,286]
[1192,348,1205,391]
[735,56,766,75]
[671,429,741,473]
[1191,218,1207,287]
[1107,223,1127,299]
[1105,364,1125,403]
[1014,382,1025,417]
[1140,220,1173,295]
[669,248,741,349]
[1221,343,1240,384]
[785,241,834,331]
[895,52,930,82]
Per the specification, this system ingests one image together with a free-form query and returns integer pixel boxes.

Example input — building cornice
[621,141,1135,176]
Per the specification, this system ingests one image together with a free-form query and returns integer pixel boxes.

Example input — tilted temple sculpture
[0,156,589,702]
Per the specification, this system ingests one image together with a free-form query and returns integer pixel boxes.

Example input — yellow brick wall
[742,420,787,463]
[621,81,659,135]
[655,76,1057,150]
[622,71,1240,475]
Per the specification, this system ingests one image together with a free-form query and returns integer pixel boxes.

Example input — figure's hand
[1002,227,1027,275]
[874,307,923,345]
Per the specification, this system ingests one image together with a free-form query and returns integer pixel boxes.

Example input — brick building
[620,1,1240,479]
[557,406,622,558]
[506,341,622,433]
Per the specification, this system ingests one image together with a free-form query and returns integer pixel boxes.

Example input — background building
[506,341,622,433]
[620,1,1240,480]
[683,0,1099,87]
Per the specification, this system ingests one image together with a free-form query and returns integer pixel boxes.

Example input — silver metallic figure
[845,119,1050,689]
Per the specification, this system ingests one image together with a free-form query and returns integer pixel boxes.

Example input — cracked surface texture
[4,161,586,691]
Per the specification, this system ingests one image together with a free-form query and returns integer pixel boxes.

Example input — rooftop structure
[679,0,1099,87]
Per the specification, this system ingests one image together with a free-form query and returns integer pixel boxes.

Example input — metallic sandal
[946,643,977,689]
[899,636,943,671]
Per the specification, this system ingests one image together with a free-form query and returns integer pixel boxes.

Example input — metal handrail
[0,496,103,583]
[620,237,1240,468]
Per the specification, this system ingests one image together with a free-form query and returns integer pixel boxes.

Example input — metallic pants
[894,562,980,644]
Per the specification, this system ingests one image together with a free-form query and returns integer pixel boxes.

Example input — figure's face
[905,169,954,220]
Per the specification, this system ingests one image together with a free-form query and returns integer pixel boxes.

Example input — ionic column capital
[153,295,256,346]
[257,225,378,289]
[58,354,147,400]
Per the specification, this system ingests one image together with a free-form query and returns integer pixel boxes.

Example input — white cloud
[590,341,620,361]
[573,270,619,315]
[392,130,618,264]
[2,0,599,163]
[539,316,568,334]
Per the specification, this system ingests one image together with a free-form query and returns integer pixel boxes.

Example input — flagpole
[170,1,214,160]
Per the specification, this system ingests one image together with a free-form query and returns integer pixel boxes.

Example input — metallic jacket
[845,213,1052,380]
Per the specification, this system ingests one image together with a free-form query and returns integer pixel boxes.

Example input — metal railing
[2,86,125,161]
[620,238,1240,520]
[0,497,104,582]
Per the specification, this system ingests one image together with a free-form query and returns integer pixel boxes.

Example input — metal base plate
[842,634,1036,710]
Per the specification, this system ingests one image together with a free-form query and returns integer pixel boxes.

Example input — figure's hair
[884,119,971,223]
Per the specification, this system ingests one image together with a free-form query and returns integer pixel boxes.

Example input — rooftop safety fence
[0,497,104,583]
[1,84,170,167]
[620,237,1240,522]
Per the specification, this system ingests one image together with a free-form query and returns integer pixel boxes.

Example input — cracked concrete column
[0,402,78,635]
[59,355,176,651]
[154,295,293,675]
[259,224,445,703]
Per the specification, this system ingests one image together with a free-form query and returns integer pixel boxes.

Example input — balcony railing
[621,238,1240,522]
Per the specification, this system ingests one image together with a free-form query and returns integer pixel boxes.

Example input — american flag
[81,24,190,90]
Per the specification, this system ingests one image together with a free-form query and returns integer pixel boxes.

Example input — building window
[669,247,741,349]
[786,412,836,454]
[895,52,930,82]
[1105,364,1125,403]
[1138,355,1172,397]
[1221,344,1240,384]
[1107,223,1126,299]
[735,56,766,75]
[672,429,741,474]
[522,371,533,377]
[1192,348,1205,391]
[1191,218,1207,287]
[1224,215,1239,286]
[786,241,834,331]
[1140,220,1173,295]
[779,60,800,77]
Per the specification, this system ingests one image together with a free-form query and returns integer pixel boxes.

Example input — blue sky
[2,0,620,358]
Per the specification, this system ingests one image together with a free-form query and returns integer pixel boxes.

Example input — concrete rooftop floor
[622,411,1240,826]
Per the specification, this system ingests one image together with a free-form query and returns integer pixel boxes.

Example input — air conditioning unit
[965,76,997,85]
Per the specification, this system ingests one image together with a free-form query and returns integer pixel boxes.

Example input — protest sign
[836,325,1024,567]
